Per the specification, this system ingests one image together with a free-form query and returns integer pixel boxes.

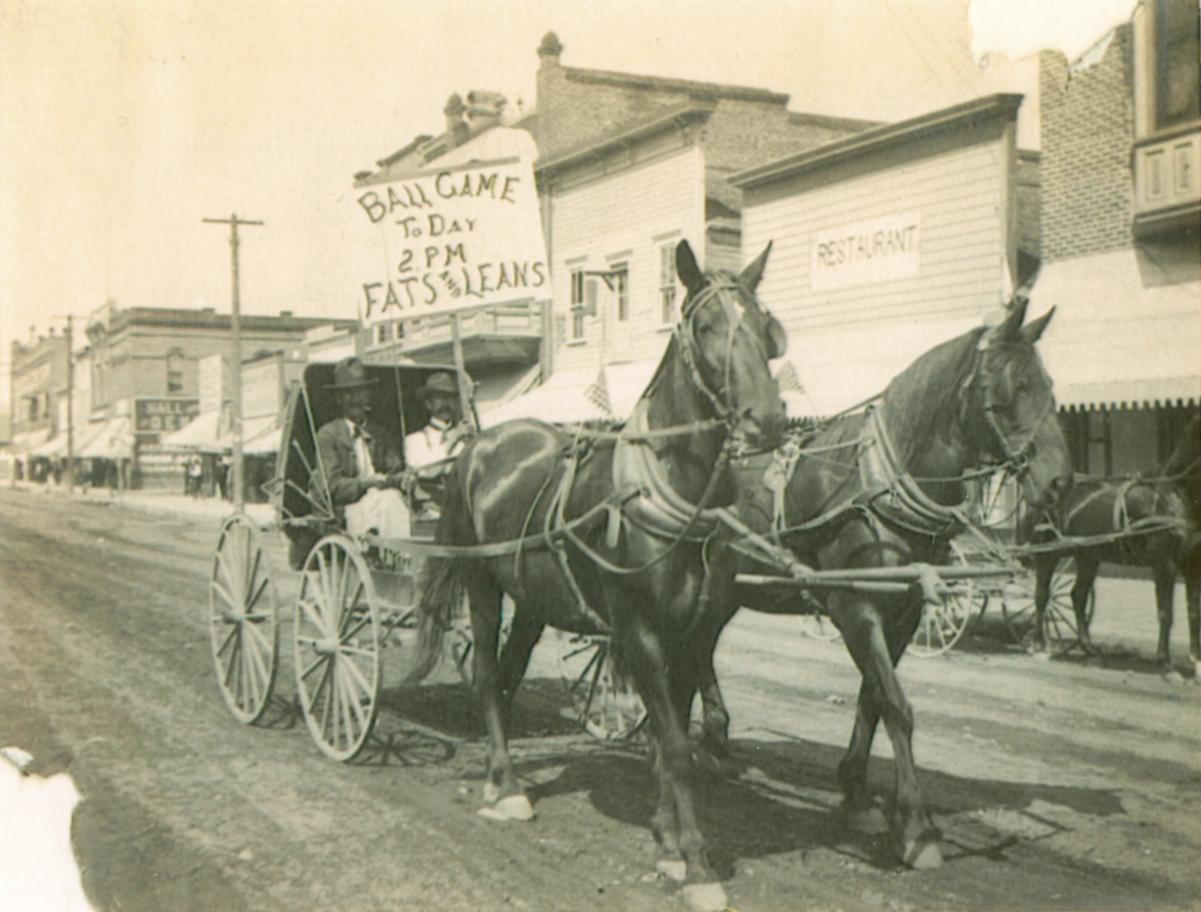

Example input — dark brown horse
[698,300,1073,870]
[405,241,786,912]
[1026,412,1200,677]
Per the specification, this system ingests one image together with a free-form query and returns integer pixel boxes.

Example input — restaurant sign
[811,210,921,291]
[135,397,200,434]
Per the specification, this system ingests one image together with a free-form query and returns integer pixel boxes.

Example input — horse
[695,298,1073,870]
[404,240,787,912]
[1025,412,1200,677]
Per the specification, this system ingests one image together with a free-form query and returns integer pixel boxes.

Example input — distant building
[1030,1,1200,475]
[84,301,354,489]
[9,330,70,476]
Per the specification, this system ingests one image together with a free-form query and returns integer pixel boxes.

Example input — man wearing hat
[403,370,473,518]
[314,357,409,537]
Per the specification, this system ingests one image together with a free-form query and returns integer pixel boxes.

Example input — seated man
[403,371,473,519]
[314,357,410,539]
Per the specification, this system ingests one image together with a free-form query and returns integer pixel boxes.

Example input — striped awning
[1028,249,1201,410]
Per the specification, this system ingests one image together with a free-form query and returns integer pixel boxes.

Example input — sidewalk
[7,480,274,525]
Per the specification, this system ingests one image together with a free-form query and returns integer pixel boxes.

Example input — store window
[1153,0,1200,131]
[569,269,586,342]
[658,244,677,326]
[612,264,629,322]
[166,350,185,394]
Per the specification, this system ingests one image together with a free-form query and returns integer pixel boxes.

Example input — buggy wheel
[1001,566,1095,656]
[910,542,984,657]
[209,513,278,724]
[294,535,380,762]
[559,635,647,741]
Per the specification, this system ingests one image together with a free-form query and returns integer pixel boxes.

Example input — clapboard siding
[550,146,705,373]
[743,135,1010,343]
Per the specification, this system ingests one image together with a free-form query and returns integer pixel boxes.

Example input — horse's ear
[740,241,773,294]
[675,240,705,295]
[992,294,1030,340]
[767,314,788,358]
[1020,306,1055,344]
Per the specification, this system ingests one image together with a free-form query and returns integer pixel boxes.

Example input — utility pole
[65,314,74,490]
[203,213,264,510]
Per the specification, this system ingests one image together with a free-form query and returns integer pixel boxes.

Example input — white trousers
[345,487,410,539]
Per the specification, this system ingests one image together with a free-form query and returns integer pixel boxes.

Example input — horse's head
[674,240,787,447]
[966,298,1072,513]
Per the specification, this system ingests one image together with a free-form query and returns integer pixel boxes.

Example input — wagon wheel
[209,513,279,724]
[559,635,647,741]
[910,541,986,658]
[294,535,381,762]
[1000,566,1096,656]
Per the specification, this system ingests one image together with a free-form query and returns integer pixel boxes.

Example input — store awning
[29,434,68,458]
[162,411,223,451]
[79,417,134,460]
[484,360,660,426]
[7,428,52,454]
[1028,249,1201,409]
[239,415,281,455]
[780,315,982,417]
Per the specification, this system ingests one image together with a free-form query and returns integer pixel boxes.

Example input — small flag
[775,361,805,394]
[584,365,613,417]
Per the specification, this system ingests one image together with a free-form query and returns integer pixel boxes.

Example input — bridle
[674,280,772,427]
[967,330,1055,481]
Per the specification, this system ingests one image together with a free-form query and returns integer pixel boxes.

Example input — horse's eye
[695,322,714,336]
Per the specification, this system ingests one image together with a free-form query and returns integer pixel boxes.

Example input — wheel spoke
[338,583,366,637]
[242,617,273,655]
[215,623,238,658]
[338,644,376,658]
[244,574,270,615]
[211,578,240,614]
[341,652,375,699]
[224,631,243,688]
[298,599,326,636]
[307,660,333,715]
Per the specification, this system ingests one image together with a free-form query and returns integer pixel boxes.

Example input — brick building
[84,301,354,488]
[1029,0,1199,476]
[499,32,873,419]
[8,329,70,478]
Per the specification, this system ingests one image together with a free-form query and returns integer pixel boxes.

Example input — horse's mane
[880,327,985,467]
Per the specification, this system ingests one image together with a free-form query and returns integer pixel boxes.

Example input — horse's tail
[405,463,476,684]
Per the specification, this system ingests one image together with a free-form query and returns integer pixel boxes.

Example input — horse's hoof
[477,794,535,821]
[483,781,499,804]
[681,882,729,912]
[898,837,943,870]
[840,802,888,835]
[655,858,687,882]
[1162,668,1186,686]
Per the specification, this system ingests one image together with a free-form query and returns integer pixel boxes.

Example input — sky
[0,0,1137,409]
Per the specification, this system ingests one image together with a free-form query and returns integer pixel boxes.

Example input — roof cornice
[535,100,715,176]
[732,93,1023,189]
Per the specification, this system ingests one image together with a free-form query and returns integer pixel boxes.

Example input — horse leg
[1029,554,1056,655]
[495,614,544,722]
[836,592,940,869]
[1185,548,1201,680]
[470,579,534,820]
[836,676,887,834]
[620,620,725,911]
[1152,561,1178,678]
[1072,555,1099,656]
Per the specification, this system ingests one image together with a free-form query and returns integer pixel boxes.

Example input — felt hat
[325,357,377,390]
[416,371,459,404]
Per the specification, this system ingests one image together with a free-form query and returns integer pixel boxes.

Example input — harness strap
[545,444,613,635]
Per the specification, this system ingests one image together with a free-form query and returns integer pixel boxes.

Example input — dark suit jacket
[312,418,402,520]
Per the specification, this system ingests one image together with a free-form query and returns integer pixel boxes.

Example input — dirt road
[1,488,1198,911]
